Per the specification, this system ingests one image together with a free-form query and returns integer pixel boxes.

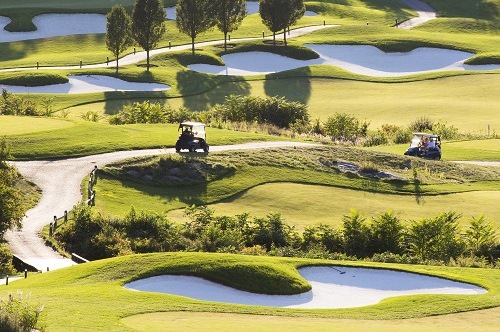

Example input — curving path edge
[6,142,315,272]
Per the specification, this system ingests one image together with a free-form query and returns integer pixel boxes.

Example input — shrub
[212,95,310,129]
[409,116,434,133]
[323,112,369,144]
[394,127,413,144]
[405,211,464,262]
[302,224,343,253]
[433,121,459,139]
[0,244,15,275]
[342,209,370,258]
[362,130,388,146]
[368,211,403,255]
[0,89,40,116]
[0,292,44,332]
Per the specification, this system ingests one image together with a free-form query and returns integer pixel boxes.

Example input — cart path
[396,0,436,29]
[0,0,439,73]
[6,141,315,272]
[0,25,334,72]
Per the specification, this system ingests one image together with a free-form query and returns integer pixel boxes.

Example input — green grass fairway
[3,119,280,160]
[0,252,498,331]
[0,115,75,135]
[367,139,500,161]
[122,307,500,332]
[156,74,500,134]
[166,183,500,229]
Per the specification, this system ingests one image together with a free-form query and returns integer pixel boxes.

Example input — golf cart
[175,121,209,153]
[404,132,441,160]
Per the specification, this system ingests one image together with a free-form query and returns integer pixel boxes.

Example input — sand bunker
[0,14,106,42]
[1,75,170,94]
[188,44,500,77]
[124,266,485,309]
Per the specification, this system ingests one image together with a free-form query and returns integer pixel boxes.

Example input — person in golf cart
[175,121,209,153]
[404,132,441,160]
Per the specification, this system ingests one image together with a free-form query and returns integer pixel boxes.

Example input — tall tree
[259,0,305,45]
[106,5,133,74]
[131,0,166,71]
[215,0,247,52]
[176,0,217,55]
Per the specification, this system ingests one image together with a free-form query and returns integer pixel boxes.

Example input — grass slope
[93,146,500,228]
[1,252,499,331]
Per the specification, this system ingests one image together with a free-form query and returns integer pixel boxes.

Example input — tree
[176,0,217,55]
[106,5,133,74]
[131,0,166,71]
[0,139,27,238]
[259,0,305,45]
[215,0,247,52]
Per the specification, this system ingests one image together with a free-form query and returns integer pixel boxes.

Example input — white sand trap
[124,266,486,309]
[0,14,106,43]
[1,75,170,94]
[188,44,500,77]
[189,51,323,75]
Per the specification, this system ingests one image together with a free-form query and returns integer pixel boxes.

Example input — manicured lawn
[2,119,281,160]
[0,252,498,331]
[366,139,500,161]
[0,115,75,135]
[122,307,500,332]
[92,147,500,230]
[166,183,500,230]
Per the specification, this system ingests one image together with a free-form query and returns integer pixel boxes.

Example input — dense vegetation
[52,203,499,268]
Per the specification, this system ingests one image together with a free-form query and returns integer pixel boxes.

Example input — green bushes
[323,112,369,144]
[110,95,310,129]
[0,292,44,332]
[109,101,193,124]
[212,95,310,129]
[54,203,500,267]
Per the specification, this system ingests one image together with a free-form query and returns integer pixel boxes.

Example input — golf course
[0,0,499,331]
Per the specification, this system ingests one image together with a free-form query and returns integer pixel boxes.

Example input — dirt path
[6,141,314,272]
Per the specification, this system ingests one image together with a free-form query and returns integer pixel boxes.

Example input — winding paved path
[2,1,443,272]
[6,142,315,272]
[0,25,334,73]
[396,0,436,29]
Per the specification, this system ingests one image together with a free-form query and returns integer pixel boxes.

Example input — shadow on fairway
[176,70,251,111]
[264,67,312,104]
[0,39,37,62]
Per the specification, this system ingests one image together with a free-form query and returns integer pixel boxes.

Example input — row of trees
[55,204,499,266]
[106,0,307,72]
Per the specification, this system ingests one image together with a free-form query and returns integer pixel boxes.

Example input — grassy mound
[1,252,499,331]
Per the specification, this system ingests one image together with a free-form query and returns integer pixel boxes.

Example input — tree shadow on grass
[176,70,251,111]
[0,39,37,63]
[264,67,312,104]
[103,90,169,115]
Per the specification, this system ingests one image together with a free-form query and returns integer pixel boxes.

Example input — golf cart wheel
[189,146,196,153]
[203,144,209,153]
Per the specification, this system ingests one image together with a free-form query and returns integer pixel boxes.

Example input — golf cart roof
[413,132,439,138]
[179,121,205,128]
